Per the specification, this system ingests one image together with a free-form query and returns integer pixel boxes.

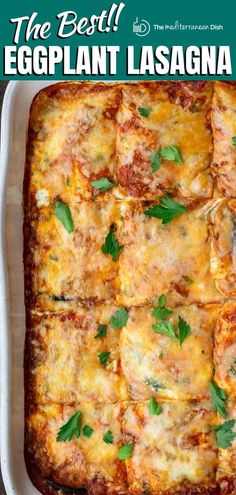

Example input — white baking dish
[0,81,60,495]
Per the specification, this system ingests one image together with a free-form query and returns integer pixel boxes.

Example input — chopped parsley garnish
[55,201,74,233]
[110,308,129,329]
[95,324,107,339]
[210,381,228,418]
[152,294,173,320]
[148,397,162,416]
[56,411,81,442]
[118,443,134,460]
[229,359,236,376]
[98,351,110,367]
[152,316,191,347]
[144,197,187,224]
[145,378,165,392]
[138,107,152,117]
[159,145,184,164]
[213,420,236,448]
[83,425,94,438]
[90,177,116,192]
[232,136,236,146]
[183,275,193,285]
[150,151,161,173]
[103,430,113,444]
[102,224,123,261]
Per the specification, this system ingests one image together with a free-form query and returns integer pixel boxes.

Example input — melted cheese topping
[120,304,219,401]
[28,308,128,404]
[116,82,213,199]
[212,82,236,198]
[123,401,218,494]
[214,303,236,398]
[30,200,122,311]
[26,402,127,492]
[27,83,120,205]
[118,201,222,306]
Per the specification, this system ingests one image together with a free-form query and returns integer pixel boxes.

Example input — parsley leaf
[178,316,191,346]
[56,411,81,442]
[55,201,74,233]
[110,308,129,329]
[90,177,116,192]
[98,351,110,367]
[159,145,184,164]
[213,420,236,448]
[118,444,134,460]
[95,324,107,339]
[103,430,113,444]
[148,397,162,415]
[138,107,152,117]
[232,136,236,146]
[144,197,187,224]
[152,307,173,320]
[210,381,228,418]
[158,294,166,307]
[145,378,165,392]
[152,321,177,339]
[150,151,161,173]
[102,225,123,261]
[83,425,94,438]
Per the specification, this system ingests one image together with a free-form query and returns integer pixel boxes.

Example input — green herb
[159,350,164,358]
[148,397,162,415]
[158,294,166,307]
[144,197,187,224]
[55,201,74,233]
[210,381,228,418]
[110,308,129,329]
[183,275,193,285]
[95,324,107,339]
[83,425,94,438]
[178,316,191,346]
[66,177,72,187]
[150,151,161,173]
[145,378,165,392]
[50,254,58,261]
[232,136,236,146]
[118,444,134,460]
[152,321,177,339]
[91,177,116,192]
[213,420,236,448]
[153,317,191,346]
[98,351,110,367]
[152,307,173,320]
[229,365,236,376]
[56,411,81,442]
[159,145,184,164]
[102,225,123,261]
[95,154,105,162]
[138,107,152,117]
[103,430,113,444]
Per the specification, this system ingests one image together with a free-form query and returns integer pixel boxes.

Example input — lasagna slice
[118,200,222,306]
[212,82,236,197]
[217,400,236,495]
[26,82,120,207]
[122,401,218,495]
[25,200,122,311]
[116,81,213,200]
[25,402,127,495]
[210,199,236,297]
[25,308,128,404]
[120,304,219,401]
[214,303,236,398]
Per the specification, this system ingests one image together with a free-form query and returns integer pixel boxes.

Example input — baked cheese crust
[118,200,222,306]
[214,303,236,398]
[122,401,218,495]
[25,308,128,404]
[116,81,213,200]
[26,402,128,495]
[217,401,236,495]
[120,304,219,401]
[26,82,121,207]
[212,82,236,198]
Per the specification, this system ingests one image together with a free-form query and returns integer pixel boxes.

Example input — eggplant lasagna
[24,82,236,495]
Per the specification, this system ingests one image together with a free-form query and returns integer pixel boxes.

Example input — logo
[133,17,151,36]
